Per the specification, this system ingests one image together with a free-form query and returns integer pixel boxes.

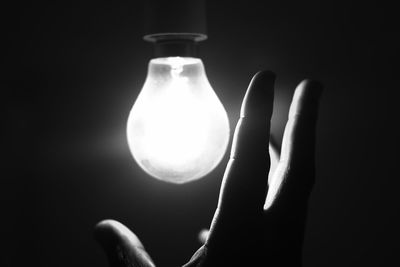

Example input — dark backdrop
[2,0,398,266]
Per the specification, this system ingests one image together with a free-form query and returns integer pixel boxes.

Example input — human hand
[94,71,323,267]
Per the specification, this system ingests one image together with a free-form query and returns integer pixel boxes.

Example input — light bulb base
[143,0,207,58]
[144,33,206,58]
[143,33,207,43]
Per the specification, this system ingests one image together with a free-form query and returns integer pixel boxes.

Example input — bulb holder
[144,33,207,58]
[143,0,207,57]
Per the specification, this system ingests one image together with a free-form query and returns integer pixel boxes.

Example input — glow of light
[127,57,230,183]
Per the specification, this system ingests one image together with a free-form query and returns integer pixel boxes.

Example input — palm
[95,71,322,267]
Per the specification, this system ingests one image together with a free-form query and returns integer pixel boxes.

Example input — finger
[94,220,155,267]
[266,79,323,214]
[204,71,274,254]
[204,71,274,258]
[182,246,208,267]
[217,70,275,216]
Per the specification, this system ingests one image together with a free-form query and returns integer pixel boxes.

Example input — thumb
[94,220,155,267]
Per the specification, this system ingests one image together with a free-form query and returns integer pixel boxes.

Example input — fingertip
[240,70,276,119]
[95,219,119,231]
[94,219,144,249]
[95,219,123,237]
[94,220,156,267]
[253,70,276,81]
[94,219,120,248]
[301,79,323,98]
[289,79,323,118]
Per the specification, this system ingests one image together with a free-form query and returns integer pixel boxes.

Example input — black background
[1,0,398,266]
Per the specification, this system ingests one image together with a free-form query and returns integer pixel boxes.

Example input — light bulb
[127,57,230,183]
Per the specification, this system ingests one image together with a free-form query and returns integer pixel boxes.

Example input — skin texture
[94,71,323,267]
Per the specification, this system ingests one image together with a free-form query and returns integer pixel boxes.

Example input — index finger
[216,70,275,216]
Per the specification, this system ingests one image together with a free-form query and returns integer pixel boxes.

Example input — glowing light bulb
[127,57,230,183]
